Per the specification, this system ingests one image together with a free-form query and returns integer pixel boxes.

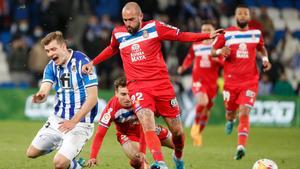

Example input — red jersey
[90,96,140,159]
[213,26,264,86]
[93,20,211,88]
[181,41,223,89]
[98,96,140,136]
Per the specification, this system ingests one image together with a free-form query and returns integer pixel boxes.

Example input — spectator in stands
[0,42,11,83]
[28,26,49,87]
[8,34,32,85]
[259,7,274,44]
[249,9,263,32]
[258,73,273,96]
[272,72,295,96]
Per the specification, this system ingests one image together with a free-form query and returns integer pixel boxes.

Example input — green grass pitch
[0,120,299,169]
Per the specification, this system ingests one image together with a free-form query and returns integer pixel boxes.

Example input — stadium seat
[273,18,286,30]
[0,31,12,48]
[273,30,285,47]
[257,0,274,7]
[274,0,293,9]
[267,8,281,20]
[286,20,300,32]
[244,0,257,7]
[282,8,299,21]
[292,31,300,40]
[295,1,300,10]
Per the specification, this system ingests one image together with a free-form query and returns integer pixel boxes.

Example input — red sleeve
[139,126,146,154]
[92,29,119,65]
[181,46,195,70]
[212,34,226,49]
[256,33,264,51]
[156,21,211,42]
[89,125,108,159]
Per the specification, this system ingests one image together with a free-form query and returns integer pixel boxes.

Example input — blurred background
[0,1,299,169]
[0,0,299,126]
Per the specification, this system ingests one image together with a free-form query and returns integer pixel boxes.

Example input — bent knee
[53,155,70,169]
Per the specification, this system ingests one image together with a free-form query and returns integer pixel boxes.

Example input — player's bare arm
[58,86,98,133]
[258,46,272,72]
[32,82,52,103]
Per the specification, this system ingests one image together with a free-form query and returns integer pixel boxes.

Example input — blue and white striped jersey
[42,50,98,123]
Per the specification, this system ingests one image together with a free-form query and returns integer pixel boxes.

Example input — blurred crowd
[0,0,299,96]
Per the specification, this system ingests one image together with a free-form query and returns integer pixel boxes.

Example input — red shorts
[192,81,217,110]
[117,133,139,145]
[222,83,258,111]
[128,80,180,118]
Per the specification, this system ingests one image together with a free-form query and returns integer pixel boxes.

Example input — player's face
[44,40,67,65]
[235,7,250,29]
[122,9,142,34]
[116,86,132,108]
[201,24,215,34]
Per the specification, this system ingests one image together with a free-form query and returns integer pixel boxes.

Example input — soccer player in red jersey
[177,22,223,147]
[86,77,173,169]
[211,5,272,160]
[82,2,223,168]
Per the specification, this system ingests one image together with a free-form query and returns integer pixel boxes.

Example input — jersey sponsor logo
[101,108,112,124]
[170,98,178,108]
[130,44,146,62]
[236,43,249,58]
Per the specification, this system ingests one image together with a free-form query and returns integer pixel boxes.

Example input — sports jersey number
[200,55,211,68]
[223,90,230,102]
[131,92,144,103]
[60,73,71,89]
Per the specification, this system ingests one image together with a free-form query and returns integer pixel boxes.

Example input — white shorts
[31,115,94,160]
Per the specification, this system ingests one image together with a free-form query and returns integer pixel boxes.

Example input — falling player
[177,21,223,147]
[211,5,271,160]
[26,31,99,169]
[82,2,223,168]
[86,77,173,169]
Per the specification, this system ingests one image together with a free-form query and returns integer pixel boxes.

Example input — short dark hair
[114,76,127,91]
[202,20,215,27]
[236,4,249,10]
[41,31,66,46]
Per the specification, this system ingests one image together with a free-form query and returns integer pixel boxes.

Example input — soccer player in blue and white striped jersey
[26,31,98,169]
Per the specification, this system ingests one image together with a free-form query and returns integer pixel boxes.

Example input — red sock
[194,105,205,124]
[199,114,208,132]
[172,133,185,159]
[145,131,164,161]
[238,115,250,146]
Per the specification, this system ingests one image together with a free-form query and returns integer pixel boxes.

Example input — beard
[126,23,140,34]
[237,20,248,29]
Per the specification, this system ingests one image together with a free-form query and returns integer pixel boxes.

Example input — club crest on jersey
[122,37,126,42]
[143,30,149,38]
[170,98,178,108]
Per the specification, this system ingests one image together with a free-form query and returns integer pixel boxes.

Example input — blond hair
[41,31,66,46]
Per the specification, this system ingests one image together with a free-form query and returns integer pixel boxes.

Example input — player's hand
[32,93,46,103]
[82,62,94,75]
[177,66,184,75]
[220,46,231,56]
[58,120,76,133]
[262,61,272,72]
[210,29,225,38]
[86,158,98,168]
